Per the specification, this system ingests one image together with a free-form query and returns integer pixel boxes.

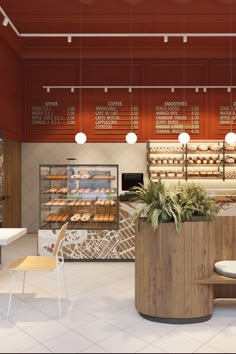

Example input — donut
[81,214,91,222]
[198,144,208,151]
[71,174,80,179]
[80,174,90,179]
[71,214,81,222]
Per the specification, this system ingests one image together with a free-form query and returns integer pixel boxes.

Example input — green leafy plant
[131,179,182,232]
[176,182,220,222]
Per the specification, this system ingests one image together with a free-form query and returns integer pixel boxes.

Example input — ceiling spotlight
[227,87,232,93]
[46,87,50,93]
[171,87,175,93]
[195,87,199,93]
[104,87,108,93]
[225,132,236,145]
[71,87,75,93]
[125,132,137,144]
[164,35,168,43]
[67,35,72,43]
[129,87,132,93]
[178,132,190,144]
[183,34,188,43]
[75,132,87,144]
[203,87,207,93]
[2,16,9,27]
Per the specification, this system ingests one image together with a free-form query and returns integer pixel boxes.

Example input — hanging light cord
[130,5,133,133]
[230,0,233,133]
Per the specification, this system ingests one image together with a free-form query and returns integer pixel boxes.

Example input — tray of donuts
[45,213,70,223]
[187,144,223,153]
[149,157,185,165]
[187,171,222,178]
[44,175,68,180]
[150,147,184,154]
[188,156,222,165]
[150,171,185,179]
[45,187,69,194]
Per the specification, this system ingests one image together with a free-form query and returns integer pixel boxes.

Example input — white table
[0,228,27,263]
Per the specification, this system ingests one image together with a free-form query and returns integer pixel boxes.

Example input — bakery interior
[1,0,236,353]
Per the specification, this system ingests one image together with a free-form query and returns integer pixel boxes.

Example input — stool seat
[215,261,236,279]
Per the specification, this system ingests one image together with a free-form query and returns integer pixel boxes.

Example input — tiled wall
[21,143,147,233]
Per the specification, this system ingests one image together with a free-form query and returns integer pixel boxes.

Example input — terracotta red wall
[0,37,22,141]
[22,59,236,142]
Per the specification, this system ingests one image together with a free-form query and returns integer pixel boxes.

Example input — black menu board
[31,101,76,127]
[94,100,139,134]
[218,101,236,136]
[155,100,200,134]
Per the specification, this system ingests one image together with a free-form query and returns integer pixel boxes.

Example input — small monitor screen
[122,173,144,191]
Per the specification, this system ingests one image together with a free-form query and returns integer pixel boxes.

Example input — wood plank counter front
[135,216,236,324]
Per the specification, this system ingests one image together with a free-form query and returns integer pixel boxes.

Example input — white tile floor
[0,235,236,353]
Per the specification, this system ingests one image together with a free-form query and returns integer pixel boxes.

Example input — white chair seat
[215,260,236,278]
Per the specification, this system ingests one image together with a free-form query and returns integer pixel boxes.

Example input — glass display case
[40,164,119,230]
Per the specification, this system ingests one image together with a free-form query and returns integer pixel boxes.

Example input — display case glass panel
[40,164,119,230]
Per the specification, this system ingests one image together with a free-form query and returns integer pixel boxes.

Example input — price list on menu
[94,101,139,134]
[31,101,76,128]
[218,101,236,136]
[155,101,200,134]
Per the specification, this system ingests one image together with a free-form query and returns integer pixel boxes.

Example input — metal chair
[7,222,69,320]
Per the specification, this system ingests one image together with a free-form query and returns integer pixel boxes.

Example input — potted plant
[131,178,182,231]
[176,182,220,222]
[132,178,220,324]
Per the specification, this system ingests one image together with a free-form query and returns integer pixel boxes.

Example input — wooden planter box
[135,220,214,324]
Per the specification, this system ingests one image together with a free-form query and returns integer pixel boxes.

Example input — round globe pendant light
[75,132,87,144]
[225,131,236,145]
[125,132,137,144]
[178,132,190,144]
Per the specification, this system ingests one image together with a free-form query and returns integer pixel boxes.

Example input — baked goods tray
[187,151,223,154]
[149,164,185,167]
[151,177,185,180]
[187,164,222,166]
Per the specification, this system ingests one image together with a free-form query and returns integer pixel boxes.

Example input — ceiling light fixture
[203,87,207,92]
[225,5,235,146]
[183,34,188,43]
[126,6,137,145]
[67,35,72,43]
[195,87,199,92]
[171,87,175,93]
[46,87,50,93]
[71,87,75,93]
[178,132,190,144]
[164,35,168,43]
[75,3,87,145]
[104,87,108,93]
[2,16,9,26]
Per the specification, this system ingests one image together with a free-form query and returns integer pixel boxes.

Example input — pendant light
[75,3,87,144]
[225,2,236,145]
[178,132,190,144]
[126,6,137,144]
[178,28,190,145]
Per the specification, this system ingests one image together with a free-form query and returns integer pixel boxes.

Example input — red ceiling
[1,0,236,59]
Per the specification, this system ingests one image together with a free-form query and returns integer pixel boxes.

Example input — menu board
[218,101,236,137]
[155,100,200,135]
[31,101,76,128]
[94,100,139,135]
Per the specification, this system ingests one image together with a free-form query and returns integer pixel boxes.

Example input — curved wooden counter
[135,216,236,324]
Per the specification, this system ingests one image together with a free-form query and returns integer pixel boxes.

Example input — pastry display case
[147,140,236,181]
[40,164,119,230]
